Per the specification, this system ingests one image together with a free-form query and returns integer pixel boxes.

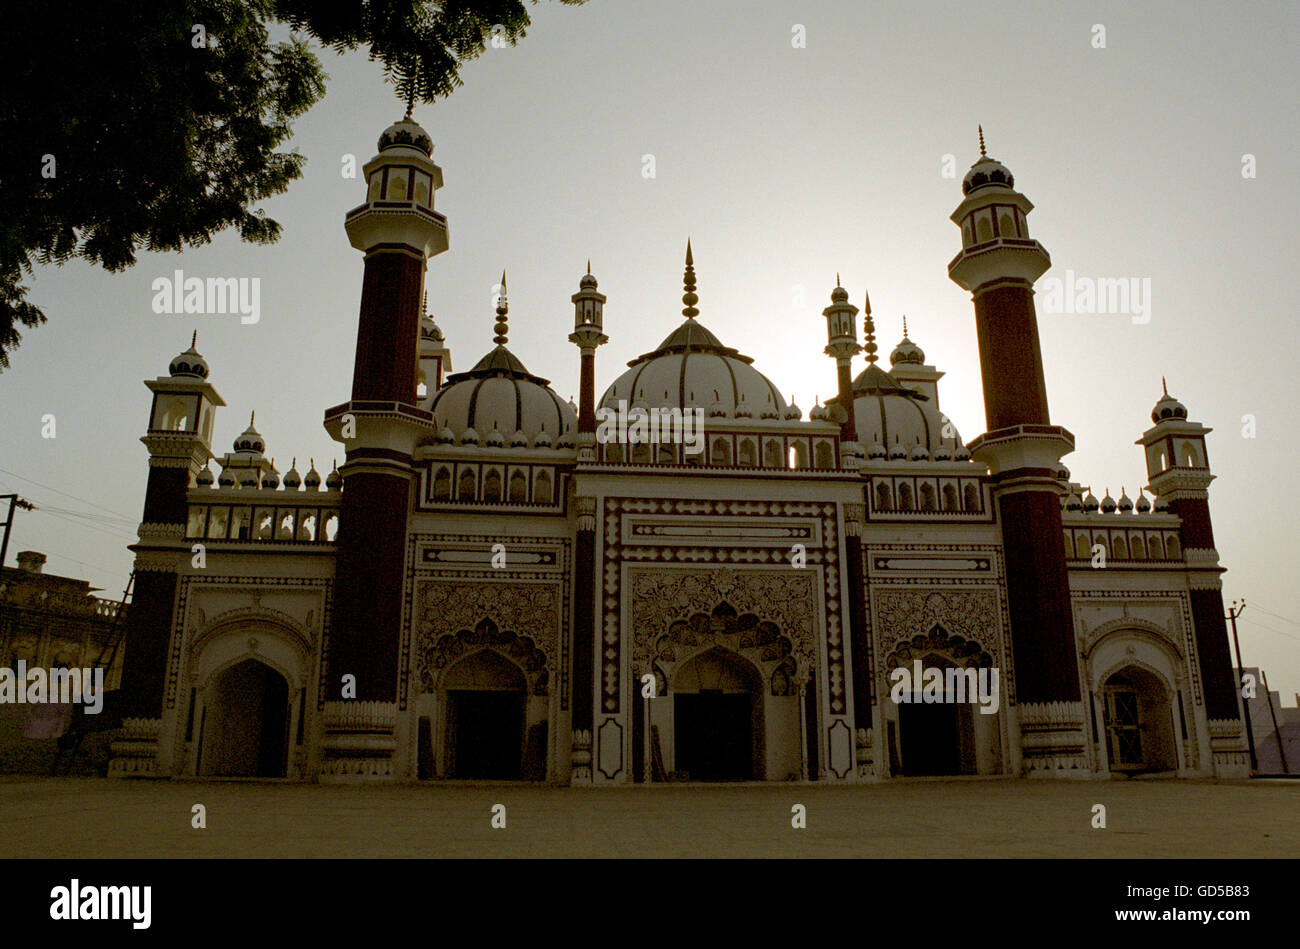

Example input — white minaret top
[344,115,449,257]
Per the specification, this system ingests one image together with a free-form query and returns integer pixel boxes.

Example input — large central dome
[598,243,789,419]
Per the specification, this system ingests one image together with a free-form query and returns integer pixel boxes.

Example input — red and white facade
[111,120,1250,782]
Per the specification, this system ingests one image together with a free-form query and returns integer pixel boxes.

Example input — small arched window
[763,440,783,468]
[1075,534,1091,559]
[711,438,731,466]
[942,483,959,512]
[1113,535,1128,559]
[1131,535,1146,560]
[962,483,979,513]
[534,470,552,503]
[432,467,451,502]
[604,444,624,463]
[457,469,477,501]
[1148,535,1164,560]
[483,469,502,503]
[738,439,757,467]
[323,513,339,542]
[919,483,937,512]
[875,482,893,512]
[1166,535,1181,559]
[898,483,914,512]
[388,175,407,200]
[998,212,1016,238]
[297,513,317,541]
[508,470,527,503]
[790,443,809,470]
[814,441,834,469]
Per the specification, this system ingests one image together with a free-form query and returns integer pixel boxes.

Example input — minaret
[1137,383,1244,766]
[822,277,862,453]
[948,130,1086,774]
[567,262,607,782]
[323,115,448,777]
[119,336,225,724]
[417,293,452,400]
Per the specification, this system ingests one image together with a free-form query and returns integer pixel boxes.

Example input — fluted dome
[835,364,963,458]
[889,336,925,367]
[1135,492,1151,513]
[1151,390,1188,423]
[430,345,576,448]
[283,460,301,490]
[233,416,264,454]
[378,117,432,156]
[599,317,788,420]
[420,314,444,343]
[962,155,1015,196]
[196,465,215,487]
[169,338,209,379]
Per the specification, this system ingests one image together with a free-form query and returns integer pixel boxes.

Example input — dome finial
[586,258,592,275]
[682,239,699,319]
[493,270,509,345]
[191,329,197,348]
[836,272,841,287]
[978,124,986,157]
[249,410,255,427]
[902,314,908,338]
[863,293,878,365]
[1162,375,1168,396]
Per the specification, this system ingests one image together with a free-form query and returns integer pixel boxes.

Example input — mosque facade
[109,118,1250,783]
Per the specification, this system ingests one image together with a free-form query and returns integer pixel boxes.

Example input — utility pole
[0,494,36,656]
[1226,599,1257,773]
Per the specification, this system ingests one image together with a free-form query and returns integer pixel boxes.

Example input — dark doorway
[447,690,524,779]
[899,699,960,776]
[200,658,289,778]
[674,692,754,781]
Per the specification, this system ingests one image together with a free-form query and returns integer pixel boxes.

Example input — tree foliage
[0,0,584,367]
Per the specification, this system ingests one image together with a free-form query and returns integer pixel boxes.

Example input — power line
[1238,616,1300,645]
[0,466,135,520]
[1247,604,1300,628]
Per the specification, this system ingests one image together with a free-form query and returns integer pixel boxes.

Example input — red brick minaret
[1137,383,1248,775]
[322,116,448,776]
[567,263,607,783]
[948,130,1087,774]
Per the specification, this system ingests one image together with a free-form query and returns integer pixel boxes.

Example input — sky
[1,0,1297,697]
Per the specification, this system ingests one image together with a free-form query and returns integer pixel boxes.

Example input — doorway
[199,658,289,777]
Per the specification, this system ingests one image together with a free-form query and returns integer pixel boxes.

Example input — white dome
[841,364,963,457]
[599,318,787,418]
[430,345,576,446]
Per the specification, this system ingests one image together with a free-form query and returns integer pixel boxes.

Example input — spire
[836,272,841,287]
[191,329,197,348]
[682,239,699,319]
[493,270,509,345]
[1162,375,1168,396]
[863,293,878,365]
[978,124,986,157]
[422,290,428,316]
[586,258,592,275]
[249,410,255,427]
[902,314,908,338]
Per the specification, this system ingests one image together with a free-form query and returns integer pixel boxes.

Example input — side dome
[169,334,209,379]
[836,364,962,456]
[599,318,787,418]
[378,117,433,157]
[1150,385,1188,423]
[962,155,1015,196]
[430,345,576,447]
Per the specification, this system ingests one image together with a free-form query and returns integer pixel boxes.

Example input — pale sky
[2,0,1297,697]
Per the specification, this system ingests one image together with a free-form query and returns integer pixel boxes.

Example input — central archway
[671,647,762,781]
[1102,667,1177,773]
[199,658,289,778]
[442,649,527,780]
[896,653,978,776]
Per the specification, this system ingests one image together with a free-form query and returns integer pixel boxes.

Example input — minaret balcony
[948,237,1050,291]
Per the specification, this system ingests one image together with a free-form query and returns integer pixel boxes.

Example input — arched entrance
[1102,667,1177,773]
[442,649,527,779]
[199,658,289,778]
[671,648,762,781]
[896,653,978,776]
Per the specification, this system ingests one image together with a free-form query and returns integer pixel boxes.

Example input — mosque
[108,117,1250,783]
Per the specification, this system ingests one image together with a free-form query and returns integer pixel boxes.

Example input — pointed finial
[493,270,509,345]
[902,314,908,338]
[1162,376,1168,396]
[863,289,871,315]
[836,272,841,287]
[863,294,878,365]
[249,410,255,427]
[404,85,415,121]
[422,290,428,315]
[682,239,699,319]
[586,258,592,275]
[191,329,197,348]
[978,124,986,157]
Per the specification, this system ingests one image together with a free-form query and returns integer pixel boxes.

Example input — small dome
[1117,489,1133,513]
[1151,388,1188,424]
[962,155,1016,196]
[261,466,280,489]
[484,426,505,448]
[196,465,214,487]
[283,461,301,490]
[557,430,575,449]
[809,403,828,422]
[887,438,908,461]
[1064,491,1083,512]
[1082,491,1099,512]
[169,340,210,379]
[1135,491,1151,513]
[866,438,887,460]
[303,462,321,489]
[420,314,445,343]
[580,272,599,290]
[435,427,455,445]
[431,345,576,447]
[533,429,553,448]
[830,285,849,304]
[460,427,480,447]
[1056,463,1070,481]
[378,117,433,157]
[909,441,930,461]
[890,336,925,367]
[217,467,236,488]
[237,469,259,488]
[326,462,342,490]
[509,429,528,447]
[784,401,802,420]
[932,443,953,461]
[1100,490,1117,514]
[953,444,972,461]
[1154,495,1170,513]
[735,400,753,419]
[233,415,264,454]
[709,400,729,418]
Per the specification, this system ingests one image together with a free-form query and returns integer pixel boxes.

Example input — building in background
[1237,666,1297,775]
[108,119,1251,784]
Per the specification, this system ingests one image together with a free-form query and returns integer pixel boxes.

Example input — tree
[0,0,585,368]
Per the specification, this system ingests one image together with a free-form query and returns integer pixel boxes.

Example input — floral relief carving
[873,589,1000,669]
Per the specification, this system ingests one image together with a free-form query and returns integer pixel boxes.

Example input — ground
[1,776,1296,858]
